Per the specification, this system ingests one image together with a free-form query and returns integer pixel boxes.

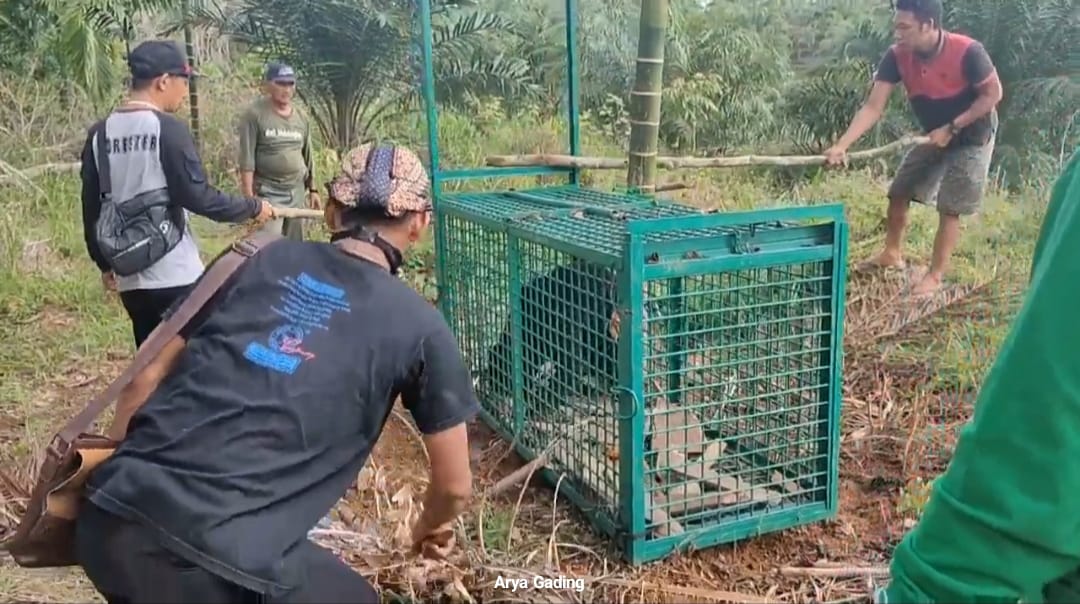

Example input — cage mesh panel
[436,186,844,563]
[641,261,833,535]
[441,213,513,424]
[514,241,621,524]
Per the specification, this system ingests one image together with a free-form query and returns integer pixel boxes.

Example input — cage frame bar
[416,0,581,192]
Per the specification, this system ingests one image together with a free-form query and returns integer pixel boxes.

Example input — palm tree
[39,0,190,103]
[193,0,534,152]
[660,0,792,154]
[12,0,205,142]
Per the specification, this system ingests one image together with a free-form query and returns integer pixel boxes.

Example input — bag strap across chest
[94,124,112,204]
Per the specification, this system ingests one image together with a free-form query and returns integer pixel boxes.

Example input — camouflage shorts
[887,136,996,216]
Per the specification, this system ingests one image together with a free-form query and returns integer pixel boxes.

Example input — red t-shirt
[874,31,999,146]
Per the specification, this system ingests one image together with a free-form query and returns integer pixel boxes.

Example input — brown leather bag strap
[48,230,281,457]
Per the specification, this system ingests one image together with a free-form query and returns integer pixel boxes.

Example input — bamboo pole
[626,0,670,194]
[487,135,931,170]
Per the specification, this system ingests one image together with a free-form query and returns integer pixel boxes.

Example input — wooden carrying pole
[487,135,931,170]
[1,137,929,187]
[271,207,324,219]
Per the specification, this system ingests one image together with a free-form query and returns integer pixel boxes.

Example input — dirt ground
[0,269,979,603]
[314,268,973,603]
[317,394,917,604]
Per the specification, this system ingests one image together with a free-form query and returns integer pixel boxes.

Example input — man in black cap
[237,61,318,241]
[81,40,275,348]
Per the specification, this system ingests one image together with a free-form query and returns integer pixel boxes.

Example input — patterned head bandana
[327,143,432,218]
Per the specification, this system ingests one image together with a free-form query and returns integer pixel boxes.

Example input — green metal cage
[415,1,848,564]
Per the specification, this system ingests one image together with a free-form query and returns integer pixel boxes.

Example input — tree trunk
[182,0,201,150]
[626,0,670,194]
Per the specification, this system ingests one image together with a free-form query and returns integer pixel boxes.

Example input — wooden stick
[485,135,930,170]
[779,565,890,579]
[485,452,550,497]
[272,207,323,219]
[597,578,772,603]
[1,135,925,187]
[655,181,689,192]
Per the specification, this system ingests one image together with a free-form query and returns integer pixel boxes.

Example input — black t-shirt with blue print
[85,239,479,595]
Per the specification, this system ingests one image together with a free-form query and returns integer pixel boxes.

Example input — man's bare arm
[953,82,1002,130]
[836,80,895,149]
[240,171,256,198]
[399,323,481,555]
[954,43,1003,129]
[237,108,259,198]
[417,423,473,531]
[106,335,187,440]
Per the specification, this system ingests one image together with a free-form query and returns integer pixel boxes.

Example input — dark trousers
[119,285,193,348]
[282,217,305,241]
[75,502,377,604]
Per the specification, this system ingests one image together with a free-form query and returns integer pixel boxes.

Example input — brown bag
[0,230,281,568]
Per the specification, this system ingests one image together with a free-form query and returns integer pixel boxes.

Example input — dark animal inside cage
[477,258,621,416]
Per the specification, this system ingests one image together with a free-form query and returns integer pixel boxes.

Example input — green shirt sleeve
[883,148,1080,604]
[237,107,259,173]
[302,116,313,191]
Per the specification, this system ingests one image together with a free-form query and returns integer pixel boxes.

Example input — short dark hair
[338,206,413,231]
[130,77,157,91]
[895,0,943,26]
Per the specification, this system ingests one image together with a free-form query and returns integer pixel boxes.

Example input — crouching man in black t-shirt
[74,144,479,603]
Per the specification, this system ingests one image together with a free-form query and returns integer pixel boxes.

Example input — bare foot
[910,273,943,297]
[857,251,906,272]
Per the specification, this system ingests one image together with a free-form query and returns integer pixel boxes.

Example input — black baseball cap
[128,40,196,79]
[264,62,297,84]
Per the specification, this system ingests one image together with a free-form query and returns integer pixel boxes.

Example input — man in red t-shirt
[824,0,1003,297]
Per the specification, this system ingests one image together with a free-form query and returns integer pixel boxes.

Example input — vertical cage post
[564,0,581,185]
[822,220,848,512]
[617,233,647,564]
[417,0,452,319]
[418,0,441,194]
[508,237,526,435]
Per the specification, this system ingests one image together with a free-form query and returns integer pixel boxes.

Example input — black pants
[282,217,305,241]
[75,502,377,604]
[119,285,193,348]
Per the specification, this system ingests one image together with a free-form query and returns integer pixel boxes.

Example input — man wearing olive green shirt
[237,62,319,241]
[876,146,1080,603]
